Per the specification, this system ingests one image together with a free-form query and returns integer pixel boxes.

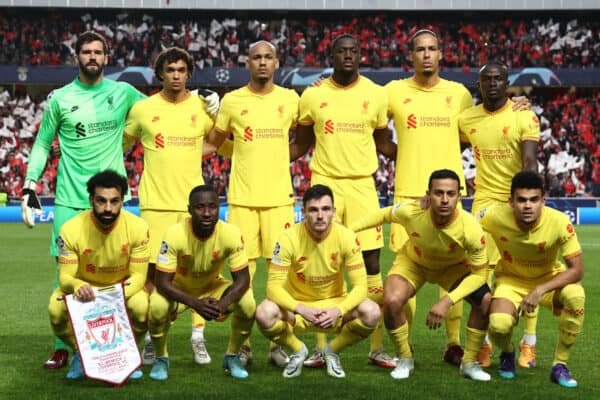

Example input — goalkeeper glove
[193,88,220,119]
[21,179,42,228]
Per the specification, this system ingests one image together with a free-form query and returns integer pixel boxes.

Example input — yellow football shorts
[228,204,294,260]
[311,172,383,251]
[388,251,471,294]
[141,210,188,263]
[493,275,564,316]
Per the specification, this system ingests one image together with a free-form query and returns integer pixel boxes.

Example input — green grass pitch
[0,223,598,400]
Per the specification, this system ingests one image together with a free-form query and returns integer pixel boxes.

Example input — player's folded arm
[266,261,298,312]
[537,252,584,296]
[337,263,368,315]
[218,265,251,310]
[447,263,489,304]
[349,206,393,233]
[58,257,88,294]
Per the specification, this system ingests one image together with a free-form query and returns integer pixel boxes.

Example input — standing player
[123,47,220,366]
[47,170,150,380]
[458,61,540,367]
[206,40,299,367]
[483,172,585,388]
[290,34,397,369]
[148,185,255,380]
[256,184,380,379]
[351,169,492,381]
[22,31,146,369]
[384,30,528,365]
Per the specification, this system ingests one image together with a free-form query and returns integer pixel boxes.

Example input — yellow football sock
[260,320,303,353]
[330,319,374,353]
[441,287,462,346]
[367,273,384,351]
[226,314,254,354]
[388,322,412,358]
[151,332,169,358]
[463,327,487,364]
[314,332,327,350]
[404,296,416,344]
[523,307,538,336]
[554,284,585,365]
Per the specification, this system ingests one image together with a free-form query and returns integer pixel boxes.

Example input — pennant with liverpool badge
[64,284,141,386]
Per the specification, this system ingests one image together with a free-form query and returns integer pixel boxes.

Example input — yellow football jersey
[386,78,472,196]
[269,221,366,314]
[156,219,248,294]
[480,204,581,282]
[57,210,150,297]
[298,76,388,178]
[124,93,213,211]
[391,201,487,270]
[215,85,298,207]
[459,100,540,202]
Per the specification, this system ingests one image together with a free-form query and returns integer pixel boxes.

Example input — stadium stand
[1,10,599,68]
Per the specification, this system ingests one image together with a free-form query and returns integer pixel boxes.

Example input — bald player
[207,40,298,367]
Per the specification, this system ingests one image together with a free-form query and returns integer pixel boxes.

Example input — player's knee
[384,288,409,311]
[48,297,67,327]
[148,296,171,326]
[489,312,515,336]
[357,299,381,327]
[255,300,280,328]
[127,293,149,324]
[559,284,585,308]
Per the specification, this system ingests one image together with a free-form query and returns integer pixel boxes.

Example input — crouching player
[255,184,380,378]
[482,171,585,388]
[148,185,255,380]
[351,169,492,381]
[48,170,150,380]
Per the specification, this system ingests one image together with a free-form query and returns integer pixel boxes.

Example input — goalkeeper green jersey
[26,78,145,208]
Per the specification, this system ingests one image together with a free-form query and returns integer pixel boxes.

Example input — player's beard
[93,208,120,227]
[80,62,104,81]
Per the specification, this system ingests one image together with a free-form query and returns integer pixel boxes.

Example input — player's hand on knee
[194,89,220,119]
[426,296,453,329]
[518,288,542,315]
[194,297,222,321]
[21,179,42,228]
[75,285,96,302]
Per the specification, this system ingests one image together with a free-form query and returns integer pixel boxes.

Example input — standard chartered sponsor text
[256,128,284,139]
[88,120,118,134]
[419,116,451,127]
[481,148,513,160]
[336,122,365,133]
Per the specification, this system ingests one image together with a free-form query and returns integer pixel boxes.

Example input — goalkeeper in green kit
[21,31,221,369]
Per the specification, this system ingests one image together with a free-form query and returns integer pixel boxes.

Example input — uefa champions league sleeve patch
[271,242,282,264]
[56,235,69,256]
[159,241,169,255]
